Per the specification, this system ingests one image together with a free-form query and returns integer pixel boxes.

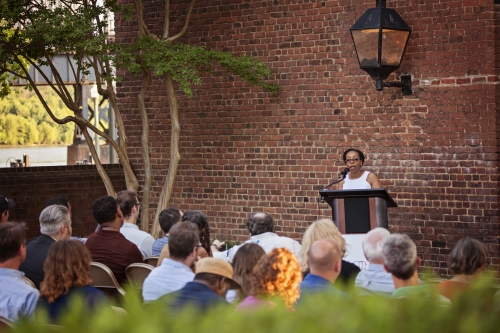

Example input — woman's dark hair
[182,210,210,255]
[342,148,365,164]
[232,243,266,302]
[40,240,92,303]
[448,238,488,275]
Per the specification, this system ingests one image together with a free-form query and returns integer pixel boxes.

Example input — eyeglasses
[345,158,360,163]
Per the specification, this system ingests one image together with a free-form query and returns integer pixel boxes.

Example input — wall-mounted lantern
[350,0,412,94]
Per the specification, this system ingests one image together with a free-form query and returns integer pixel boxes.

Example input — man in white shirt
[0,222,39,322]
[212,212,302,263]
[355,227,395,296]
[142,222,199,302]
[116,190,154,259]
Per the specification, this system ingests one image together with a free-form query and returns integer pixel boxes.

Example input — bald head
[308,239,342,275]
[362,227,390,263]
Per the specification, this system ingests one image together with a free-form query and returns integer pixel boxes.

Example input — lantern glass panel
[351,29,379,67]
[381,29,410,66]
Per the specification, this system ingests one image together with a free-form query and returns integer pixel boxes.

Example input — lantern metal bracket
[376,75,412,95]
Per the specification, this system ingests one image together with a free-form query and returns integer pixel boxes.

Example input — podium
[319,189,397,234]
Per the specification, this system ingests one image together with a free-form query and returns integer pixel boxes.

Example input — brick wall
[115,0,499,276]
[0,165,126,238]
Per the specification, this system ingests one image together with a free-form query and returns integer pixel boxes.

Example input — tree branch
[166,0,196,42]
[163,0,170,39]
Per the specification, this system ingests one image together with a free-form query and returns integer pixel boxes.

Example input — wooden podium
[319,189,397,234]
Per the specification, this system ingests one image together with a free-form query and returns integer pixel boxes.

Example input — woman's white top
[342,170,371,189]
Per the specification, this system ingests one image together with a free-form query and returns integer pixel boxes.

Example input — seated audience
[142,222,199,302]
[152,207,183,256]
[232,243,266,303]
[300,239,345,296]
[212,212,302,263]
[38,240,109,322]
[355,227,395,296]
[437,237,489,301]
[19,205,72,289]
[300,219,360,288]
[116,190,154,259]
[85,196,143,285]
[167,257,240,313]
[0,222,39,322]
[382,234,450,305]
[0,195,15,223]
[158,210,212,264]
[238,248,302,310]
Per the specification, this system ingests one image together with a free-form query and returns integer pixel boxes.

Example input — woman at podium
[338,148,381,190]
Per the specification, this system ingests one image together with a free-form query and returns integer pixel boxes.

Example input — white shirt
[355,263,395,296]
[343,170,371,189]
[213,232,302,263]
[120,222,155,259]
[142,258,195,302]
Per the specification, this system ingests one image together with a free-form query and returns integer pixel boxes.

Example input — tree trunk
[81,126,116,196]
[151,73,181,238]
[137,70,152,232]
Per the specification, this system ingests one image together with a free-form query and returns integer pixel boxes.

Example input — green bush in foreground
[12,278,500,333]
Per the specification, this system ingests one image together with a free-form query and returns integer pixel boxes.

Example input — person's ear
[384,264,390,273]
[416,257,421,269]
[334,258,342,273]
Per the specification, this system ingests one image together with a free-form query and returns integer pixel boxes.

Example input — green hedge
[13,277,500,333]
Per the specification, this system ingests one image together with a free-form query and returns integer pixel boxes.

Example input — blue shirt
[169,282,228,313]
[300,273,346,296]
[37,285,109,323]
[355,263,395,296]
[142,258,195,302]
[0,268,39,322]
[151,235,169,256]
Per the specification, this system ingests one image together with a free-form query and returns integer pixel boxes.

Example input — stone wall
[114,0,499,276]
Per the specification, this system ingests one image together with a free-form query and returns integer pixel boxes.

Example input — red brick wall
[0,165,126,238]
[115,0,500,276]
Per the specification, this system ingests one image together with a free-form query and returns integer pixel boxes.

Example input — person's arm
[128,244,144,264]
[337,179,345,190]
[141,234,155,258]
[367,172,382,188]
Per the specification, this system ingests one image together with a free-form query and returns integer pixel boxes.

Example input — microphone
[324,168,350,189]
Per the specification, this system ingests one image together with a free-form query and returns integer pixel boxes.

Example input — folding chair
[144,256,159,267]
[89,262,126,303]
[0,317,15,331]
[22,276,37,289]
[125,263,154,290]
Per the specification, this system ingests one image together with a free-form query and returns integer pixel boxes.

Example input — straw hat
[196,258,241,290]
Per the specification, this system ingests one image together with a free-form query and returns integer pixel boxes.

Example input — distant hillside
[0,86,75,145]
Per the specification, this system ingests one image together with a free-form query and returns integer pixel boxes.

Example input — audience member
[232,243,266,303]
[44,196,71,217]
[182,210,212,257]
[300,239,345,296]
[143,222,199,302]
[238,248,302,310]
[382,234,450,305]
[85,196,143,284]
[212,212,302,263]
[300,219,360,288]
[0,195,15,223]
[0,222,39,322]
[167,257,240,313]
[437,237,489,301]
[116,190,154,259]
[152,207,183,256]
[355,227,395,296]
[19,205,72,289]
[38,240,109,322]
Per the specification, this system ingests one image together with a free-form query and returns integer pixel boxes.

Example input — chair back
[89,262,126,297]
[22,276,37,289]
[0,317,15,331]
[144,256,159,267]
[125,263,154,290]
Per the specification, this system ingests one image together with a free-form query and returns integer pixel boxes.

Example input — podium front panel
[344,198,370,233]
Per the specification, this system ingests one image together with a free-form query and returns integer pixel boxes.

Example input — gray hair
[382,234,417,280]
[246,212,274,236]
[40,205,71,235]
[362,227,391,262]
